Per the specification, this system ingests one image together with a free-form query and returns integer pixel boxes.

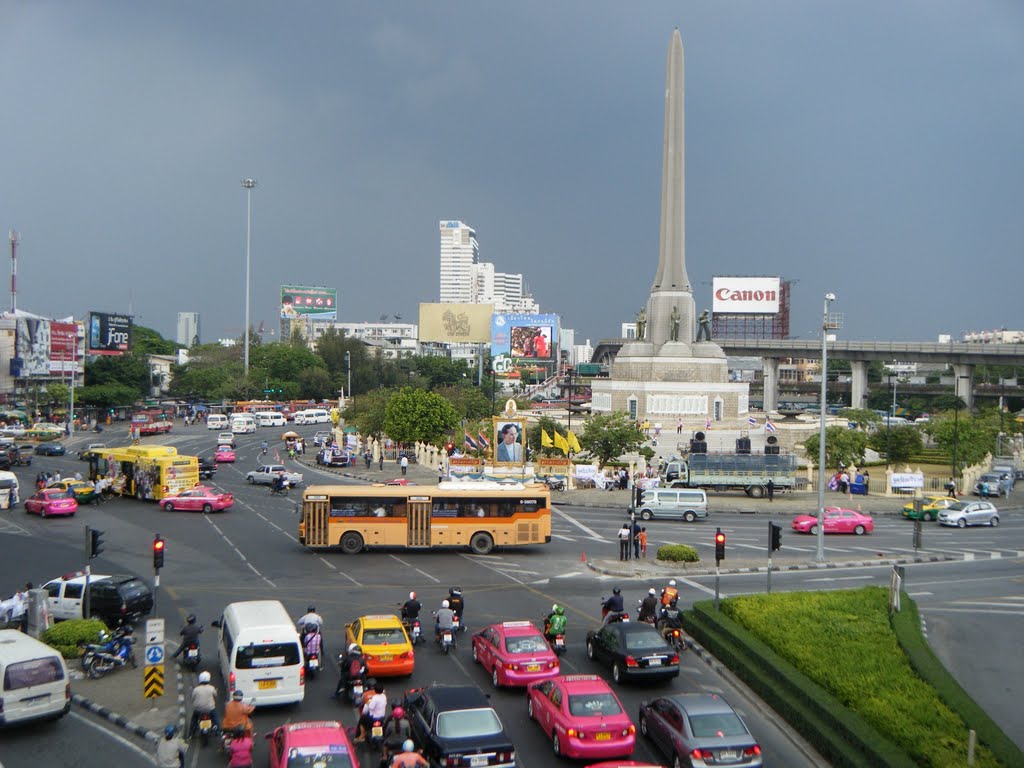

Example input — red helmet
[392,706,405,719]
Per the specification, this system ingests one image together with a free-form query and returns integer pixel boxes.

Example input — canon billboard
[712,277,780,314]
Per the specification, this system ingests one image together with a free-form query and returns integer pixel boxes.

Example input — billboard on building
[418,303,494,344]
[490,313,559,361]
[49,322,78,375]
[88,312,132,356]
[14,317,51,377]
[712,277,781,314]
[281,285,337,320]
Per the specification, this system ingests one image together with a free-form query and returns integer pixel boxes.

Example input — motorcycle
[402,617,424,646]
[543,624,566,655]
[269,482,290,497]
[82,631,137,679]
[221,725,255,754]
[658,623,685,651]
[182,640,201,671]
[544,476,566,492]
[368,717,385,750]
[196,711,217,747]
[437,626,455,655]
[600,600,629,624]
[452,612,464,634]
[346,675,366,705]
[80,626,132,670]
[305,649,322,678]
[637,599,658,625]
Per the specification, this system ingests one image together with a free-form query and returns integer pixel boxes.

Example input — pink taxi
[471,620,559,688]
[527,674,636,760]
[266,720,359,768]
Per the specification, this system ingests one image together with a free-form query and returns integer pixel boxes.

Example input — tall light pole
[816,292,836,563]
[344,351,351,400]
[952,374,969,485]
[885,372,896,469]
[242,178,257,376]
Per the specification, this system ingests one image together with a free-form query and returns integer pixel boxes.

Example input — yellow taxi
[48,479,99,505]
[901,496,958,522]
[344,614,415,677]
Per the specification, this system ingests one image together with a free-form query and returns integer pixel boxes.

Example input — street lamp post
[952,374,969,484]
[241,178,257,376]
[344,351,351,400]
[886,372,896,469]
[816,292,836,563]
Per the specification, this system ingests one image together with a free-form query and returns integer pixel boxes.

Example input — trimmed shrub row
[41,619,109,659]
[656,544,699,563]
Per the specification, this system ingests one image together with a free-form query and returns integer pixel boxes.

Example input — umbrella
[281,431,300,439]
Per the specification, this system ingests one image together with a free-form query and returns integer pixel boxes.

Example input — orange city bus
[299,481,552,555]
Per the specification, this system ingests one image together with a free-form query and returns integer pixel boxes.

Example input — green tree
[344,389,393,441]
[383,387,460,445]
[298,368,335,400]
[839,408,882,431]
[579,412,645,467]
[434,385,492,421]
[43,383,70,409]
[252,342,327,383]
[85,354,149,394]
[131,325,181,356]
[75,383,141,410]
[413,357,476,389]
[923,412,999,474]
[867,425,923,464]
[802,426,869,469]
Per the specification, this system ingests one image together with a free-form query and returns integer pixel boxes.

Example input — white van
[0,470,20,510]
[0,630,71,725]
[231,414,257,434]
[207,414,230,430]
[635,488,709,522]
[213,600,304,706]
[293,409,330,425]
[255,412,286,428]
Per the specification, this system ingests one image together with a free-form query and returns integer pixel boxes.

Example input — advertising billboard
[280,285,337,320]
[490,313,559,361]
[712,277,781,314]
[418,303,494,344]
[49,322,78,375]
[14,317,51,377]
[88,312,132,356]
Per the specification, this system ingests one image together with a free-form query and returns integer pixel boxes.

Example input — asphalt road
[4,421,1022,766]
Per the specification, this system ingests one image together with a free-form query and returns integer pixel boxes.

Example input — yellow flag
[553,430,570,455]
[567,430,582,453]
[541,429,553,448]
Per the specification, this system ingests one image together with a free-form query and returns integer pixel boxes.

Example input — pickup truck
[246,464,303,486]
[78,442,107,461]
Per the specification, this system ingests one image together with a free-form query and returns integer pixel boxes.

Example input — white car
[246,465,303,486]
[217,432,236,448]
[0,425,27,437]
[937,500,999,528]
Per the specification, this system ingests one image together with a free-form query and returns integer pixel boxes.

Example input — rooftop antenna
[9,229,18,313]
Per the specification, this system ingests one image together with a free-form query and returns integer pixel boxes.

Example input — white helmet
[669,580,677,587]
[409,592,416,600]
[648,588,656,595]
[348,643,359,654]
[198,671,211,683]
[441,600,450,609]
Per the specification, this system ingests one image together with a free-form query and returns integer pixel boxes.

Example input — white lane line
[204,517,276,589]
[389,553,440,583]
[334,568,362,587]
[458,553,527,586]
[806,575,873,582]
[390,555,413,567]
[552,507,607,542]
[319,557,337,571]
[416,568,441,584]
[551,533,577,542]
[69,712,157,764]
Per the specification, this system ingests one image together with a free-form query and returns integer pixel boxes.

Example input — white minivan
[635,488,709,522]
[231,414,257,434]
[213,600,304,706]
[207,414,230,430]
[293,409,330,425]
[0,630,71,725]
[255,412,287,428]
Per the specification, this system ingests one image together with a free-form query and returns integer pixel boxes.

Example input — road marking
[551,533,577,542]
[416,568,440,584]
[204,517,276,588]
[319,557,337,571]
[552,507,606,541]
[458,553,527,585]
[69,712,157,764]
[907,591,933,597]
[806,575,873,583]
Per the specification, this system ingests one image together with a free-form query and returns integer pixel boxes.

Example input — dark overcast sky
[2,1,1022,344]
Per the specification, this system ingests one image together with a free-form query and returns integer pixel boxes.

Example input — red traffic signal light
[153,534,165,570]
[445,442,455,456]
[714,528,726,564]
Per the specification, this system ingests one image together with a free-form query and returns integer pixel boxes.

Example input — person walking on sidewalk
[617,523,631,561]
[766,478,774,502]
[379,453,385,471]
[400,454,409,476]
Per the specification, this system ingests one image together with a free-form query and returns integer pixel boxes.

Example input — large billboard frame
[88,312,132,356]
[418,303,494,344]
[281,285,337,320]
[712,277,781,315]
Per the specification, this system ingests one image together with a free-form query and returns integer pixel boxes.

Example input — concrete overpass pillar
[762,357,780,413]
[952,364,975,411]
[850,361,869,411]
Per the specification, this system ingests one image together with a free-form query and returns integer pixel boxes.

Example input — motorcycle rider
[226,726,254,768]
[170,614,202,660]
[638,588,660,624]
[658,598,684,639]
[333,643,366,699]
[272,472,288,492]
[447,587,464,627]
[297,605,323,631]
[601,587,625,625]
[156,724,187,768]
[434,600,456,644]
[260,440,268,456]
[543,604,567,643]
[222,690,255,737]
[354,680,388,743]
[401,592,422,623]
[187,671,220,738]
[660,579,679,607]
[390,739,428,768]
[301,623,322,667]
[382,704,413,763]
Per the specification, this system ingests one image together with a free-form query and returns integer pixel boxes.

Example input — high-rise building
[439,220,479,303]
[176,312,200,347]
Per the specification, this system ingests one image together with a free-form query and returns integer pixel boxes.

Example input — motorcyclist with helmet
[156,724,187,768]
[601,587,625,625]
[543,604,567,643]
[658,597,684,640]
[354,680,388,743]
[382,702,413,763]
[447,587,464,629]
[301,622,322,669]
[390,739,428,768]
[638,588,660,624]
[221,689,255,737]
[401,592,422,622]
[333,643,366,699]
[170,614,202,660]
[434,600,456,644]
[187,671,220,738]
[660,579,679,606]
[297,605,323,631]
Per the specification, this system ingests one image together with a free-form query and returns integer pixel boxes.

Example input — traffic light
[714,528,726,564]
[769,522,782,552]
[153,534,165,570]
[634,486,643,508]
[88,527,105,558]
[445,442,455,456]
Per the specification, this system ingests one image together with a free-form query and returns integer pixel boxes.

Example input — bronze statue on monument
[636,307,647,340]
[696,309,711,342]
[669,306,681,341]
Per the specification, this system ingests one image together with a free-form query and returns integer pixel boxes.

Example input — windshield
[286,746,354,768]
[362,628,406,645]
[436,708,503,739]
[504,635,548,654]
[623,631,669,652]
[688,712,749,738]
[568,693,622,717]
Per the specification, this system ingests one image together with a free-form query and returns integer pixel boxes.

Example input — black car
[403,685,516,768]
[585,622,681,684]
[89,574,154,627]
[35,442,67,456]
[198,457,218,480]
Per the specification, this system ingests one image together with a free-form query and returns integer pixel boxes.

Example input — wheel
[612,662,623,684]
[853,525,866,535]
[527,697,535,720]
[247,476,255,484]
[809,524,818,535]
[443,642,450,655]
[749,485,765,499]
[587,641,595,660]
[39,507,46,518]
[639,712,648,736]
[85,657,106,679]
[129,652,138,669]
[684,511,696,522]
[469,532,494,555]
[552,734,561,756]
[492,666,500,688]
[202,504,213,513]
[340,532,364,554]
[163,502,175,511]
[990,517,999,527]
[924,512,934,522]
[673,756,683,768]
[957,518,966,528]
[640,510,653,521]
[472,645,479,663]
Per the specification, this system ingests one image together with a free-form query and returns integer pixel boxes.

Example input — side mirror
[211,619,222,628]
[264,732,273,740]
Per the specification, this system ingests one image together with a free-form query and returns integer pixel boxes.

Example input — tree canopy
[579,412,645,467]
[383,387,460,445]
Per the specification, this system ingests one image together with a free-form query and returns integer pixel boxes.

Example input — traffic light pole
[767,529,774,595]
[83,526,92,620]
[714,565,720,612]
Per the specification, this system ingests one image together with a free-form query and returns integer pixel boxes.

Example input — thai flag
[748,416,757,427]
[464,432,478,449]
[765,420,776,434]
[477,431,490,448]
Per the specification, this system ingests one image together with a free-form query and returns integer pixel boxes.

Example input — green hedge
[891,597,1024,767]
[656,544,699,563]
[41,619,109,659]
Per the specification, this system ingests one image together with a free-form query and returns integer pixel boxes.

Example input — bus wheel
[470,532,494,555]
[340,532,364,555]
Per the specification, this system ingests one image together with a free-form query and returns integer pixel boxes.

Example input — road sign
[145,618,165,645]
[145,644,165,665]
[144,665,164,698]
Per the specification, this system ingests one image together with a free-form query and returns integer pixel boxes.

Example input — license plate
[443,632,453,642]
[371,725,383,738]
[353,685,363,696]
[186,649,198,658]
[595,732,611,741]
[555,637,564,647]
[526,664,540,672]
[199,717,212,729]
[469,757,488,768]
[719,750,737,759]
[647,657,663,666]
[379,655,393,662]
[257,679,277,690]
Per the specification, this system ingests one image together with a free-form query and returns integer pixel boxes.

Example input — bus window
[330,499,367,517]
[329,497,403,518]
[432,502,459,518]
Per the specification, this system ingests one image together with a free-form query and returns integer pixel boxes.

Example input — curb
[72,693,161,744]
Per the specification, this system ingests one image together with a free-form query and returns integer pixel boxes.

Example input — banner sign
[490,313,560,381]
[891,473,924,489]
[280,285,337,320]
[712,277,780,314]
[88,312,132,356]
[50,322,78,375]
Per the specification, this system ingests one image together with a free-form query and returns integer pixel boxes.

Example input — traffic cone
[580,551,587,562]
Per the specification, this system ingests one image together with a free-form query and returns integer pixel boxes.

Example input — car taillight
[744,745,762,756]
[299,664,305,686]
[547,660,557,669]
[670,653,680,664]
[692,748,711,759]
[626,725,636,735]
[401,651,414,660]
[505,662,519,670]
[443,757,461,767]
[229,671,236,691]
[625,655,638,667]
[65,683,71,701]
